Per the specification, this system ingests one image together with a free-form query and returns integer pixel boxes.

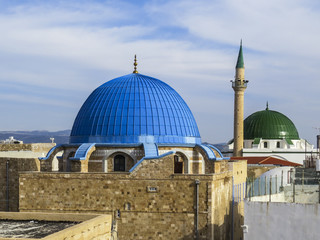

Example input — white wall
[244,200,320,240]
[248,192,286,202]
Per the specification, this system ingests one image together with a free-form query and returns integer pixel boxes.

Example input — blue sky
[0,0,319,145]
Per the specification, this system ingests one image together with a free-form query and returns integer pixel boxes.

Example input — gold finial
[133,55,138,73]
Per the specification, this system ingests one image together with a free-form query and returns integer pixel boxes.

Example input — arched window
[114,155,125,171]
[174,155,183,173]
[276,142,281,148]
[264,142,268,148]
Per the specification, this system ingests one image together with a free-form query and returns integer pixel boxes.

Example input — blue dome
[70,73,201,145]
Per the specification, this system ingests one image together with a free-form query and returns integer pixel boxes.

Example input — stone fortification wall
[0,157,39,211]
[19,171,233,239]
[0,143,55,152]
[16,151,245,239]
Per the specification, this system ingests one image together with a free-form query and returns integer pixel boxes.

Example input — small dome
[70,73,201,144]
[244,108,299,140]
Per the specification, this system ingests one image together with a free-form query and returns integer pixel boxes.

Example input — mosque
[41,55,228,174]
[1,41,315,239]
[223,104,315,165]
[221,42,315,165]
[12,53,247,240]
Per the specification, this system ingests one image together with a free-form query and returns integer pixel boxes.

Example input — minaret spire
[236,39,244,69]
[231,41,248,157]
[133,55,138,74]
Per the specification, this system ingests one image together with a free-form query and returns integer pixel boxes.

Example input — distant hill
[0,132,229,147]
[0,130,71,144]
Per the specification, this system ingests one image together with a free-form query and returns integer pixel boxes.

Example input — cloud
[0,0,319,144]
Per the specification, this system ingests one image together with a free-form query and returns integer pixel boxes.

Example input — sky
[0,0,319,145]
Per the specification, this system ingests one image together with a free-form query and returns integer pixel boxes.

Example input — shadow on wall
[176,201,243,240]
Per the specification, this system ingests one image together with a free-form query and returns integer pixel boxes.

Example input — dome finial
[133,55,138,73]
[266,101,269,110]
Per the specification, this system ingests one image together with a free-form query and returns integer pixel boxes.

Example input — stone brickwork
[0,143,247,239]
[247,166,275,179]
[19,171,233,239]
[229,160,247,240]
[0,143,55,152]
[0,157,39,211]
[18,154,246,239]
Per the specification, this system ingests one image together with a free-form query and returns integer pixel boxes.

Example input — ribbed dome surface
[244,108,299,140]
[70,73,201,144]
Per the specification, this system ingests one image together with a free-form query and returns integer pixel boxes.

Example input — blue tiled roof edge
[196,144,216,160]
[38,144,63,161]
[204,144,229,160]
[70,143,96,161]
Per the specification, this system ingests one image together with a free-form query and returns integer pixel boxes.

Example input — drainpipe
[195,179,200,240]
[6,160,9,211]
[293,178,296,203]
[318,180,320,204]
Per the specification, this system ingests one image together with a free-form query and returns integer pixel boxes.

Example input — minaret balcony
[231,80,248,89]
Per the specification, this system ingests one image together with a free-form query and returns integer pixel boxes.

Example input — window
[174,155,183,173]
[114,155,125,171]
[276,142,281,148]
[264,142,268,148]
[125,203,131,210]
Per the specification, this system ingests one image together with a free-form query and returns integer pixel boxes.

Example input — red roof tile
[230,156,301,166]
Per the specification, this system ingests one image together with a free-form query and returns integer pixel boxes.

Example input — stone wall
[0,143,55,152]
[19,170,236,239]
[1,146,247,239]
[0,157,39,211]
[247,166,275,179]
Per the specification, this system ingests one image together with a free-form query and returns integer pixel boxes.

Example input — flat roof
[0,220,79,239]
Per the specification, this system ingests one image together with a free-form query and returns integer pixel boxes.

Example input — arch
[103,150,136,173]
[263,142,268,148]
[39,146,64,172]
[52,150,63,172]
[173,152,189,174]
[105,149,137,162]
[276,141,281,148]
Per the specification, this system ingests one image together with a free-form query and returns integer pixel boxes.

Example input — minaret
[231,41,248,157]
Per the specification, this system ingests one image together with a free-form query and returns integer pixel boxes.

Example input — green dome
[244,108,299,140]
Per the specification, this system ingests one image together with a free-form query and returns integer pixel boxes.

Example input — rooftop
[231,156,302,166]
[0,220,78,239]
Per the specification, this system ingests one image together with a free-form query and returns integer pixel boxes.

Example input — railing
[231,80,248,88]
[245,168,320,203]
